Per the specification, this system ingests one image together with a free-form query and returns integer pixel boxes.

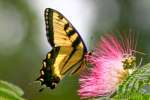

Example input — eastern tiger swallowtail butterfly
[36,8,88,90]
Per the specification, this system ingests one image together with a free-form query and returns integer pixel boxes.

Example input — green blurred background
[0,0,150,100]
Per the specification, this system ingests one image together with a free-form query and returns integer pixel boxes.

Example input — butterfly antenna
[132,50,146,55]
[137,57,143,68]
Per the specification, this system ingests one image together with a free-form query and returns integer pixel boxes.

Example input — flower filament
[122,55,136,69]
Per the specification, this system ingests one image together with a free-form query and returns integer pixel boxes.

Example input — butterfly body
[37,8,87,89]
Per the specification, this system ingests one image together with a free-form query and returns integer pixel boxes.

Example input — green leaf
[113,92,150,100]
[0,80,25,100]
[113,63,150,99]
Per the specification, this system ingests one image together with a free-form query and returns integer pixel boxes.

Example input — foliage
[0,80,25,100]
[113,63,150,99]
[88,63,150,100]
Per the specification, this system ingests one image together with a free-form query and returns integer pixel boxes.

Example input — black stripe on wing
[44,8,87,52]
[44,8,54,46]
[60,37,85,75]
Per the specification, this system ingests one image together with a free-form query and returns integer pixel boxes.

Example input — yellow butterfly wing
[37,8,87,89]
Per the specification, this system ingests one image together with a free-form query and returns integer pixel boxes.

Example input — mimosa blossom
[78,33,137,99]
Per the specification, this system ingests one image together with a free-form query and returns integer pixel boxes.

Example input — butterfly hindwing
[37,8,87,89]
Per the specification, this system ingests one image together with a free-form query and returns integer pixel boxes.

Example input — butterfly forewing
[45,8,84,47]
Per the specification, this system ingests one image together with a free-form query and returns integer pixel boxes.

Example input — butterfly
[36,8,88,89]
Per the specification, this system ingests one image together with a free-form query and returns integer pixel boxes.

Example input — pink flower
[78,33,137,99]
